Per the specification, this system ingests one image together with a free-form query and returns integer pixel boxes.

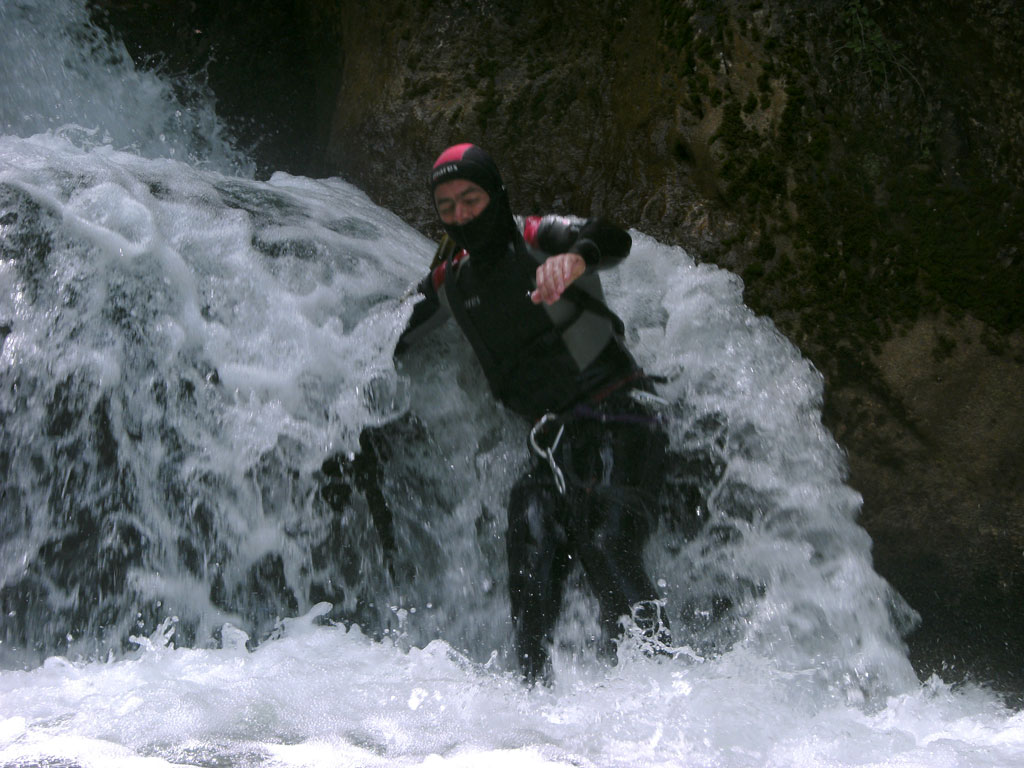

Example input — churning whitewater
[1,1,1022,766]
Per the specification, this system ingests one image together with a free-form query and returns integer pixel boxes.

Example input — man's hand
[531,252,586,305]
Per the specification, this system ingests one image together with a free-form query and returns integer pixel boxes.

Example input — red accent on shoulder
[430,249,467,291]
[433,143,474,168]
[430,261,447,291]
[522,215,542,247]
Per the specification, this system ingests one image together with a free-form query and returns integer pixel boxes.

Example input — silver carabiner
[529,413,566,496]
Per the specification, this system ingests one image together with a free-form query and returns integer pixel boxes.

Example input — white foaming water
[1,608,1022,768]
[0,0,252,175]
[1,1,1023,766]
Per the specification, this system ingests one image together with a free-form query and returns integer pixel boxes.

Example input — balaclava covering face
[430,143,516,258]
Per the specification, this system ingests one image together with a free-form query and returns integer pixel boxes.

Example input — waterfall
[0,0,251,174]
[0,0,922,695]
[0,154,921,698]
[5,4,1024,767]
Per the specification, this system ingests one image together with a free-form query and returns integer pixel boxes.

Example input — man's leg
[506,470,570,682]
[578,486,666,638]
[573,423,672,649]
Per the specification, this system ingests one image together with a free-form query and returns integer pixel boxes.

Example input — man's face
[433,179,490,225]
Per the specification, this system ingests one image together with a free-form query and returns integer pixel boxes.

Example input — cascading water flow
[2,2,1022,766]
[0,0,252,174]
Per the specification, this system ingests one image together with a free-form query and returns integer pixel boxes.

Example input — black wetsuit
[397,214,668,680]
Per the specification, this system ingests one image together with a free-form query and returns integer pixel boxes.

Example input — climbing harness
[528,375,670,497]
[529,412,567,496]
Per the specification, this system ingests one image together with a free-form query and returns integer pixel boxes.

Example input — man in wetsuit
[396,143,669,681]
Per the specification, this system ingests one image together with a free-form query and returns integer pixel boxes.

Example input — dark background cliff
[90,0,1023,702]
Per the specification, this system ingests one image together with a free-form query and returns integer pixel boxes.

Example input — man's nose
[454,203,474,224]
